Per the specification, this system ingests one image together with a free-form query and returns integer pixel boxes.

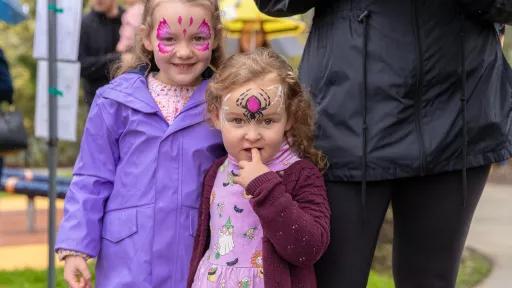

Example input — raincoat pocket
[102,207,138,243]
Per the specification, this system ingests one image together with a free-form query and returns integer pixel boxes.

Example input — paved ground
[0,195,64,270]
[466,182,512,288]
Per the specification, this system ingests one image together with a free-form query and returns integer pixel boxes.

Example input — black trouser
[315,165,490,288]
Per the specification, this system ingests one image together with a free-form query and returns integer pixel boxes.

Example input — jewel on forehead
[247,96,261,113]
[178,16,182,25]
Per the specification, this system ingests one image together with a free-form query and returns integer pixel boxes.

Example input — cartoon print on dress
[226,257,239,266]
[215,217,235,259]
[239,277,250,288]
[233,205,244,213]
[156,18,174,55]
[207,266,218,282]
[251,250,264,279]
[219,159,228,172]
[216,202,224,218]
[243,226,258,240]
[222,170,238,187]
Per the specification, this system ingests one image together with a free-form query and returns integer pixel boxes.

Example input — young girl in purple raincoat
[56,0,225,287]
[188,49,331,288]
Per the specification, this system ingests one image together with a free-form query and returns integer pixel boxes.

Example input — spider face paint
[156,18,174,54]
[194,19,211,52]
[216,78,290,164]
[236,89,272,122]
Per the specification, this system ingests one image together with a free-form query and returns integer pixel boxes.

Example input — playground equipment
[0,168,69,232]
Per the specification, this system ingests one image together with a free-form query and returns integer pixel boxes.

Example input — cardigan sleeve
[246,161,330,267]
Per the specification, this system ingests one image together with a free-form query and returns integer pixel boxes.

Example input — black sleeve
[78,21,120,81]
[255,0,316,17]
[459,0,512,24]
[0,49,13,104]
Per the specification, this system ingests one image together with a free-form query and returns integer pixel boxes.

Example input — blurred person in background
[238,21,269,53]
[116,0,144,55]
[79,0,124,106]
[0,48,14,180]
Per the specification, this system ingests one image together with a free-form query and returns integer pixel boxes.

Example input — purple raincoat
[56,71,224,287]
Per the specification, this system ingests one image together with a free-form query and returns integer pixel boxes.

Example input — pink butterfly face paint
[193,19,212,52]
[156,18,174,55]
[178,16,194,37]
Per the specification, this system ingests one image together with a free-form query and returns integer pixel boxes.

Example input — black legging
[315,165,490,288]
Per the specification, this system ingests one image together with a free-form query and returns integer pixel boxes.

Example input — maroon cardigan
[187,157,331,288]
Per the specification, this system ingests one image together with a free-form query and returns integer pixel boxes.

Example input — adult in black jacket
[79,0,124,106]
[0,48,14,179]
[256,1,512,287]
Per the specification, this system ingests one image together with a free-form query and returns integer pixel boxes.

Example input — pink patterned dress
[192,142,300,288]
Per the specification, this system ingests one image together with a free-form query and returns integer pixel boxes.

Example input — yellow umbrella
[220,0,306,40]
[220,0,307,60]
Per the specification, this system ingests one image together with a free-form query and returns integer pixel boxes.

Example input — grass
[367,271,395,288]
[371,244,492,288]
[456,248,492,288]
[0,263,95,288]
[0,265,391,287]
[0,250,490,288]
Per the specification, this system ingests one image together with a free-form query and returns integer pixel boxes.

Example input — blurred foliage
[0,0,89,168]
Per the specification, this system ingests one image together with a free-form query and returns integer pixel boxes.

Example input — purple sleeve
[55,97,120,257]
[246,163,331,267]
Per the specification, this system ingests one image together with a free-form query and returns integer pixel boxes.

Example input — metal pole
[27,196,35,233]
[47,0,58,287]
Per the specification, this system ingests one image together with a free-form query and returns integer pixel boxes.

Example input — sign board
[33,0,83,61]
[35,60,81,142]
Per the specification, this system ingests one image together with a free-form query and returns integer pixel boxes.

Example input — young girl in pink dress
[188,48,331,288]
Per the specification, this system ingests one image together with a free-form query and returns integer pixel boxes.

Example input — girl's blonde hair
[112,0,224,78]
[206,48,327,170]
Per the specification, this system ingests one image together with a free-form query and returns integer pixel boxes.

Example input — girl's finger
[251,148,262,163]
[238,161,247,169]
[78,261,91,282]
[64,270,80,288]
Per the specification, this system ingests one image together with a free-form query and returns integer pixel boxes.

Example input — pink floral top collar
[147,73,196,123]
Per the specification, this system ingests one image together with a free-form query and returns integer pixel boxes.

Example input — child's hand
[234,148,270,188]
[63,255,92,288]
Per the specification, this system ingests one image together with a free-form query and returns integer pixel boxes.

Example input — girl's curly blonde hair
[112,0,224,77]
[206,48,327,170]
